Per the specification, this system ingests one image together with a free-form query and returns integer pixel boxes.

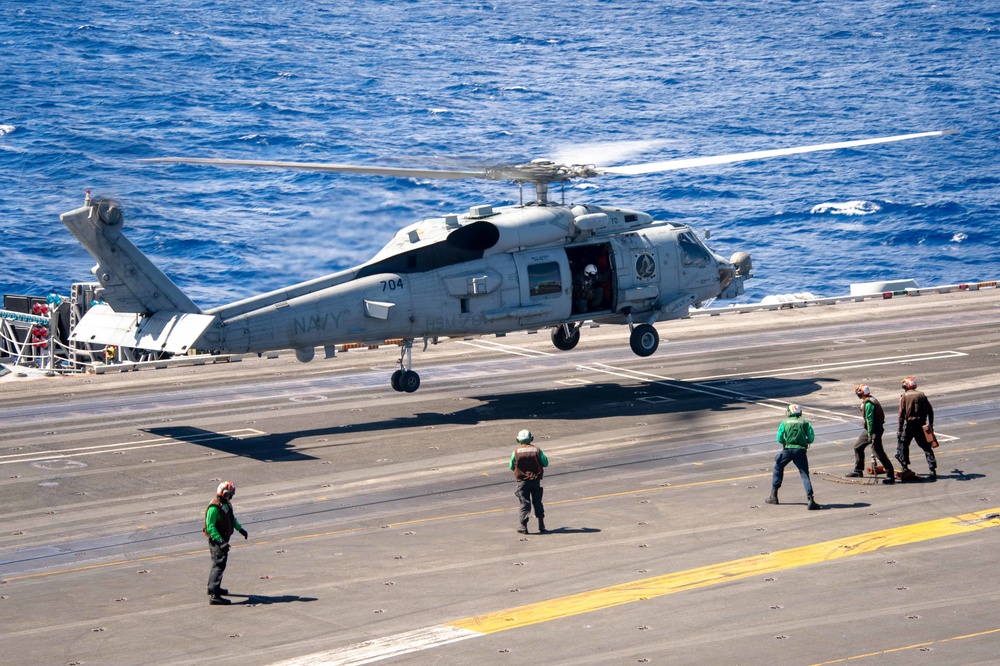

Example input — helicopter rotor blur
[62,130,953,392]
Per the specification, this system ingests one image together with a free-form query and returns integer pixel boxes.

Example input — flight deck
[2,288,999,665]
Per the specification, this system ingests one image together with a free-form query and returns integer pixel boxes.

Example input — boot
[209,595,231,605]
[928,469,937,481]
[846,471,863,478]
[537,518,547,533]
[882,477,895,485]
[807,495,820,511]
[517,523,528,534]
[765,490,778,505]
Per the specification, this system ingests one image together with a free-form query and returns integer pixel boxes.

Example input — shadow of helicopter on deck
[142,376,830,462]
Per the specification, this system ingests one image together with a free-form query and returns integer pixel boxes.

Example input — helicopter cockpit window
[678,231,712,268]
[528,262,561,299]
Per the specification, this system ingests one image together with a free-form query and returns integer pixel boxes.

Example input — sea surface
[1,1,997,307]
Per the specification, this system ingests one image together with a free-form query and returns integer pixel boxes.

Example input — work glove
[220,541,231,553]
[238,528,248,540]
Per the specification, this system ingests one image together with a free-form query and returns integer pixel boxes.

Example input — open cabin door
[565,242,615,317]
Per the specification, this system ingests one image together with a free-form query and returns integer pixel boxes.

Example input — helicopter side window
[528,262,561,299]
[678,232,712,268]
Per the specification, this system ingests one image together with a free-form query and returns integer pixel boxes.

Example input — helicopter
[62,130,953,392]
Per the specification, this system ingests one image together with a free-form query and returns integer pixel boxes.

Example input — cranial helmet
[786,404,802,418]
[516,429,534,444]
[902,376,917,390]
[584,264,598,277]
[217,481,236,500]
[855,384,871,398]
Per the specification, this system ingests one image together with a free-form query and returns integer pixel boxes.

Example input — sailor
[896,377,937,480]
[847,384,895,483]
[204,481,248,605]
[766,405,820,510]
[574,263,605,313]
[509,429,548,534]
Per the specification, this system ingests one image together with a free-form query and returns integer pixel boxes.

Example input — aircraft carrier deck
[2,288,999,665]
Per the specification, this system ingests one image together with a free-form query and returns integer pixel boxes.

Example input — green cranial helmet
[786,404,802,418]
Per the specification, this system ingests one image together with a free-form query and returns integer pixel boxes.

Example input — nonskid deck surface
[2,290,999,665]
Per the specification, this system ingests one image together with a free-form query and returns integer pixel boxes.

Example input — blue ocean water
[1,1,997,307]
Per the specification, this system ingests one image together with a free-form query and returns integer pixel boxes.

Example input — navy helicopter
[62,130,952,392]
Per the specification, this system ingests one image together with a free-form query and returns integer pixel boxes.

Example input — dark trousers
[771,447,814,497]
[854,431,894,476]
[515,478,544,525]
[896,420,936,472]
[208,540,228,594]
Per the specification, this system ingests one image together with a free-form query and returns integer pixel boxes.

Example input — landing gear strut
[625,311,659,357]
[550,323,581,351]
[390,338,420,392]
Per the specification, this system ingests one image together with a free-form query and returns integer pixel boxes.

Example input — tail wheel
[400,370,421,393]
[629,324,659,357]
[550,324,581,351]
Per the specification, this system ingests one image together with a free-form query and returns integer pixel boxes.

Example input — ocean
[1,1,997,307]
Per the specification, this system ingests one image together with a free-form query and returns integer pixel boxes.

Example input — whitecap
[810,200,881,216]
[950,232,968,243]
[0,124,14,137]
[428,108,450,114]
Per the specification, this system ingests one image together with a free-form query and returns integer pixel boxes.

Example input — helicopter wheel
[550,323,581,351]
[390,369,404,392]
[629,324,659,357]
[400,370,421,393]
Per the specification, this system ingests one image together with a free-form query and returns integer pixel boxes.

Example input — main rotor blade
[549,139,676,169]
[139,157,491,181]
[598,130,957,176]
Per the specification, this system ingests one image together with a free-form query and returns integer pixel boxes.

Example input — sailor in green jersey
[204,481,248,605]
[766,404,820,510]
[848,384,895,483]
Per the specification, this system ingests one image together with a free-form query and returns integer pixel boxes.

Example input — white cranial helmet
[584,264,598,277]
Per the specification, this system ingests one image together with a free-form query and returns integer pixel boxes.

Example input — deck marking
[810,626,1000,664]
[269,508,1000,665]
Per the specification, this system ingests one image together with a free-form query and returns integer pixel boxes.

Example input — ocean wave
[810,200,882,216]
[0,124,14,137]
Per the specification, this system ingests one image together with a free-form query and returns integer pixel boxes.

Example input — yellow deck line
[450,508,1000,634]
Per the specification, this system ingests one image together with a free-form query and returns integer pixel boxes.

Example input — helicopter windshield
[678,231,712,268]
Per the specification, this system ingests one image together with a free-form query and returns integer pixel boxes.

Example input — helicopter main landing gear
[390,338,420,392]
[625,311,659,357]
[550,323,581,351]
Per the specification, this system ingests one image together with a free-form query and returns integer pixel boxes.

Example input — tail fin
[61,194,217,354]
[61,194,201,315]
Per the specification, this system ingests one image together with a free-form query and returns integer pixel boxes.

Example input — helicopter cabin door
[510,249,572,323]
[565,243,615,317]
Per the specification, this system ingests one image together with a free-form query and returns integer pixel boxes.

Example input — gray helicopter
[62,130,952,392]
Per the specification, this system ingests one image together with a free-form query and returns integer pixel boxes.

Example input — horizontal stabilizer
[70,304,216,354]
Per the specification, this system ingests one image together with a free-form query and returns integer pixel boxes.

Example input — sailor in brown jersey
[896,376,937,480]
[509,429,549,534]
